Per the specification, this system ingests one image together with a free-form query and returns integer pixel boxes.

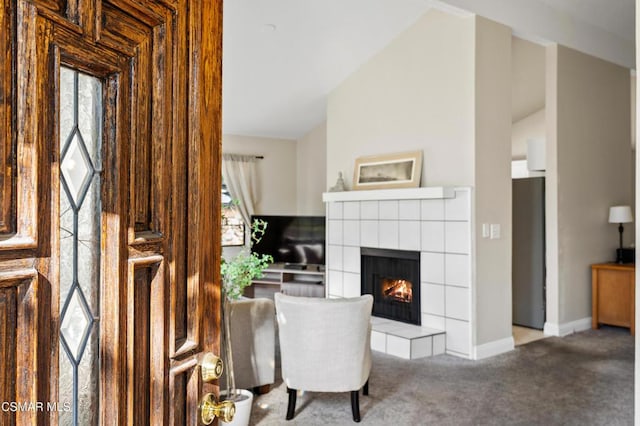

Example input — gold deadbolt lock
[200,352,224,382]
[200,393,235,425]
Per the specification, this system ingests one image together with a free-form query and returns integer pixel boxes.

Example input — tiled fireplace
[323,187,472,359]
[361,247,421,326]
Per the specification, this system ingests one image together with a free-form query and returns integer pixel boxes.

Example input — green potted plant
[219,218,272,425]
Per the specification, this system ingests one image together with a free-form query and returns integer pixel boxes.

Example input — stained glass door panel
[59,67,102,426]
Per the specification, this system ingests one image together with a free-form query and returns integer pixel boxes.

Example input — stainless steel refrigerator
[512,177,546,329]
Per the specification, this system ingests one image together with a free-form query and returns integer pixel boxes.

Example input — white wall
[512,109,545,159]
[473,17,513,349]
[223,134,298,215]
[511,37,545,123]
[326,10,515,353]
[326,10,475,189]
[296,122,327,215]
[546,45,633,330]
[632,75,636,151]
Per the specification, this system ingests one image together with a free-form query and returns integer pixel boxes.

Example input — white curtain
[221,153,260,227]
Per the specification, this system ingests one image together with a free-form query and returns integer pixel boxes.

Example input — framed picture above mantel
[353,150,423,190]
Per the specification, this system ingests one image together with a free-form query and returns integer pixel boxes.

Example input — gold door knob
[200,352,224,382]
[200,393,235,425]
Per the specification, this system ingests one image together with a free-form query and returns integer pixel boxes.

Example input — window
[221,182,245,246]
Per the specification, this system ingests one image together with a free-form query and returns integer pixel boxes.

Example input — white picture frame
[353,150,423,190]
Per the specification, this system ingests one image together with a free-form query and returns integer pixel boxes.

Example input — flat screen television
[251,215,326,266]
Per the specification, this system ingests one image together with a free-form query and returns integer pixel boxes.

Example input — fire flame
[382,279,413,303]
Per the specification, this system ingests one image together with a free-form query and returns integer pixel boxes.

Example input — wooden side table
[591,263,635,335]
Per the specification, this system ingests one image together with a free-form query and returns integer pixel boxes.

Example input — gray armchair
[221,298,276,393]
[274,293,373,422]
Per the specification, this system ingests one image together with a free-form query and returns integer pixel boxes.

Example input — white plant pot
[220,389,253,426]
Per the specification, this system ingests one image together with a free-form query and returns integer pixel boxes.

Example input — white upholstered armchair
[274,293,373,422]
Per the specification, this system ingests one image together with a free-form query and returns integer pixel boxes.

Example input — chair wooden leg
[363,380,369,396]
[286,388,297,420]
[351,390,361,422]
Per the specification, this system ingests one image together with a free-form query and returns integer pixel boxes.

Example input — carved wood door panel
[0,1,222,424]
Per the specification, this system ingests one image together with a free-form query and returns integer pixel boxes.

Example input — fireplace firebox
[361,247,421,325]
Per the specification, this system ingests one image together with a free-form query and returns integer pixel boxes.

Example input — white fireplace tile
[343,246,361,273]
[343,272,361,297]
[388,325,431,339]
[399,200,420,220]
[328,220,343,245]
[379,201,399,220]
[445,254,470,287]
[421,199,445,221]
[421,252,444,284]
[371,316,393,327]
[421,313,445,330]
[370,330,386,353]
[361,201,379,220]
[445,318,470,355]
[328,270,343,297]
[445,286,470,321]
[411,336,433,359]
[422,283,445,316]
[328,202,343,220]
[386,335,411,359]
[445,222,470,254]
[445,190,470,221]
[399,221,420,251]
[433,334,446,355]
[373,321,408,334]
[373,321,443,338]
[328,245,343,270]
[378,221,399,249]
[343,201,360,220]
[360,220,379,248]
[343,220,360,246]
[421,221,445,252]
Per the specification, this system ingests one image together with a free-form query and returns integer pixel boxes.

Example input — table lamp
[608,205,633,263]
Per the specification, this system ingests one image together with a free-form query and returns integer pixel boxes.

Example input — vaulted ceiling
[223,0,634,139]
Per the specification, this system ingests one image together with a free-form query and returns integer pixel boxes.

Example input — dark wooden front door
[0,1,223,424]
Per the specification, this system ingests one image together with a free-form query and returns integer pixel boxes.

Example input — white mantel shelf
[322,187,455,202]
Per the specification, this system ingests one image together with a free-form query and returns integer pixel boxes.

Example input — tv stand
[283,263,307,270]
[246,263,325,298]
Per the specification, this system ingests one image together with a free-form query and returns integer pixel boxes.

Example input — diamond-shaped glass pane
[61,133,93,207]
[60,287,92,361]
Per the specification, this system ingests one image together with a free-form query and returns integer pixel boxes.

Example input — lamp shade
[608,205,633,223]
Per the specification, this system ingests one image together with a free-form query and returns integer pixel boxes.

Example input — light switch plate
[490,224,501,239]
[482,224,490,238]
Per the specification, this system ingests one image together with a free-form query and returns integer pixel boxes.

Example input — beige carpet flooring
[248,326,633,425]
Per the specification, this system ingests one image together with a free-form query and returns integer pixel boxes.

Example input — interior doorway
[510,36,548,346]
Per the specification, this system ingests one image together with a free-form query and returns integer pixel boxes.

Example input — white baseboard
[543,322,560,336]
[472,336,515,360]
[544,317,592,337]
[446,349,471,359]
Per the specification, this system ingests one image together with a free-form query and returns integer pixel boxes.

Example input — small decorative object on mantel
[329,171,347,192]
[608,205,634,263]
[353,150,423,191]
